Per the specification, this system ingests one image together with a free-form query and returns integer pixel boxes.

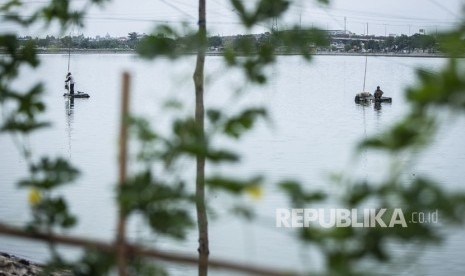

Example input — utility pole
[344,16,347,34]
[272,17,278,32]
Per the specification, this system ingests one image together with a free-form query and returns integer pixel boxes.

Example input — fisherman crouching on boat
[65,72,75,95]
[374,86,383,100]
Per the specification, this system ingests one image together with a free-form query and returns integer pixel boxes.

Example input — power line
[0,13,250,28]
[321,6,345,30]
[427,0,458,18]
[208,0,242,19]
[0,11,457,31]
[159,0,196,20]
[292,3,459,25]
[1,0,461,37]
[286,3,460,36]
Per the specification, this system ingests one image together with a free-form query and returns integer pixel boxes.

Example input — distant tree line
[17,31,439,54]
[19,34,129,50]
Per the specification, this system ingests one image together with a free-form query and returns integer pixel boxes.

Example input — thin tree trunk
[193,0,208,275]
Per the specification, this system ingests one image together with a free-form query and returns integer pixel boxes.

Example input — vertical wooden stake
[116,72,130,276]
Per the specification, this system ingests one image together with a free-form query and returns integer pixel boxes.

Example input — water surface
[0,54,464,275]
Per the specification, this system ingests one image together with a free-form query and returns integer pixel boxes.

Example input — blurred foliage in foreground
[1,0,465,275]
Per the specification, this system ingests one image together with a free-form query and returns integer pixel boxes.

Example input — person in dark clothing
[65,72,75,94]
[374,86,383,99]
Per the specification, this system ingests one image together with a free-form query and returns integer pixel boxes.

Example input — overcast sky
[1,0,464,37]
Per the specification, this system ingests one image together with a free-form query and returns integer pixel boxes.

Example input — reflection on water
[354,99,393,126]
[65,97,74,159]
[374,101,392,112]
[354,99,392,111]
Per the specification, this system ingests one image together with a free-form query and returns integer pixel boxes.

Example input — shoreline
[0,252,69,276]
[6,48,447,58]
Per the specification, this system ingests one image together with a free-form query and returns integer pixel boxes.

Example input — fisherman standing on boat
[374,86,383,100]
[65,72,75,95]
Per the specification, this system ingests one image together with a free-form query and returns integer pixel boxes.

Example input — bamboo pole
[116,72,131,276]
[0,223,295,276]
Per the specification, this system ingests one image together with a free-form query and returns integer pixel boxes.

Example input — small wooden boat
[375,96,392,103]
[63,91,90,98]
[355,92,391,104]
[354,92,373,103]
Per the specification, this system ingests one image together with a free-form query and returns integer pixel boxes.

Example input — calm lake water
[1,54,464,275]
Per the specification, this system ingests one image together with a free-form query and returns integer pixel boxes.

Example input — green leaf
[231,0,290,28]
[279,180,326,207]
[68,249,115,276]
[19,39,39,67]
[437,28,465,57]
[130,117,158,142]
[206,108,223,124]
[118,171,194,239]
[223,48,237,65]
[29,196,77,230]
[344,182,372,207]
[206,175,262,194]
[0,119,50,133]
[146,208,193,239]
[254,0,290,23]
[205,149,239,163]
[0,0,22,12]
[231,205,255,220]
[223,108,267,138]
[2,13,38,27]
[40,0,83,28]
[137,34,178,59]
[407,60,465,110]
[128,257,168,276]
[359,113,436,152]
[18,157,79,189]
[163,99,184,110]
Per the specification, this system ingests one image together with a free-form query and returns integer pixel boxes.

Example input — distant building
[325,30,352,36]
[330,42,345,51]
